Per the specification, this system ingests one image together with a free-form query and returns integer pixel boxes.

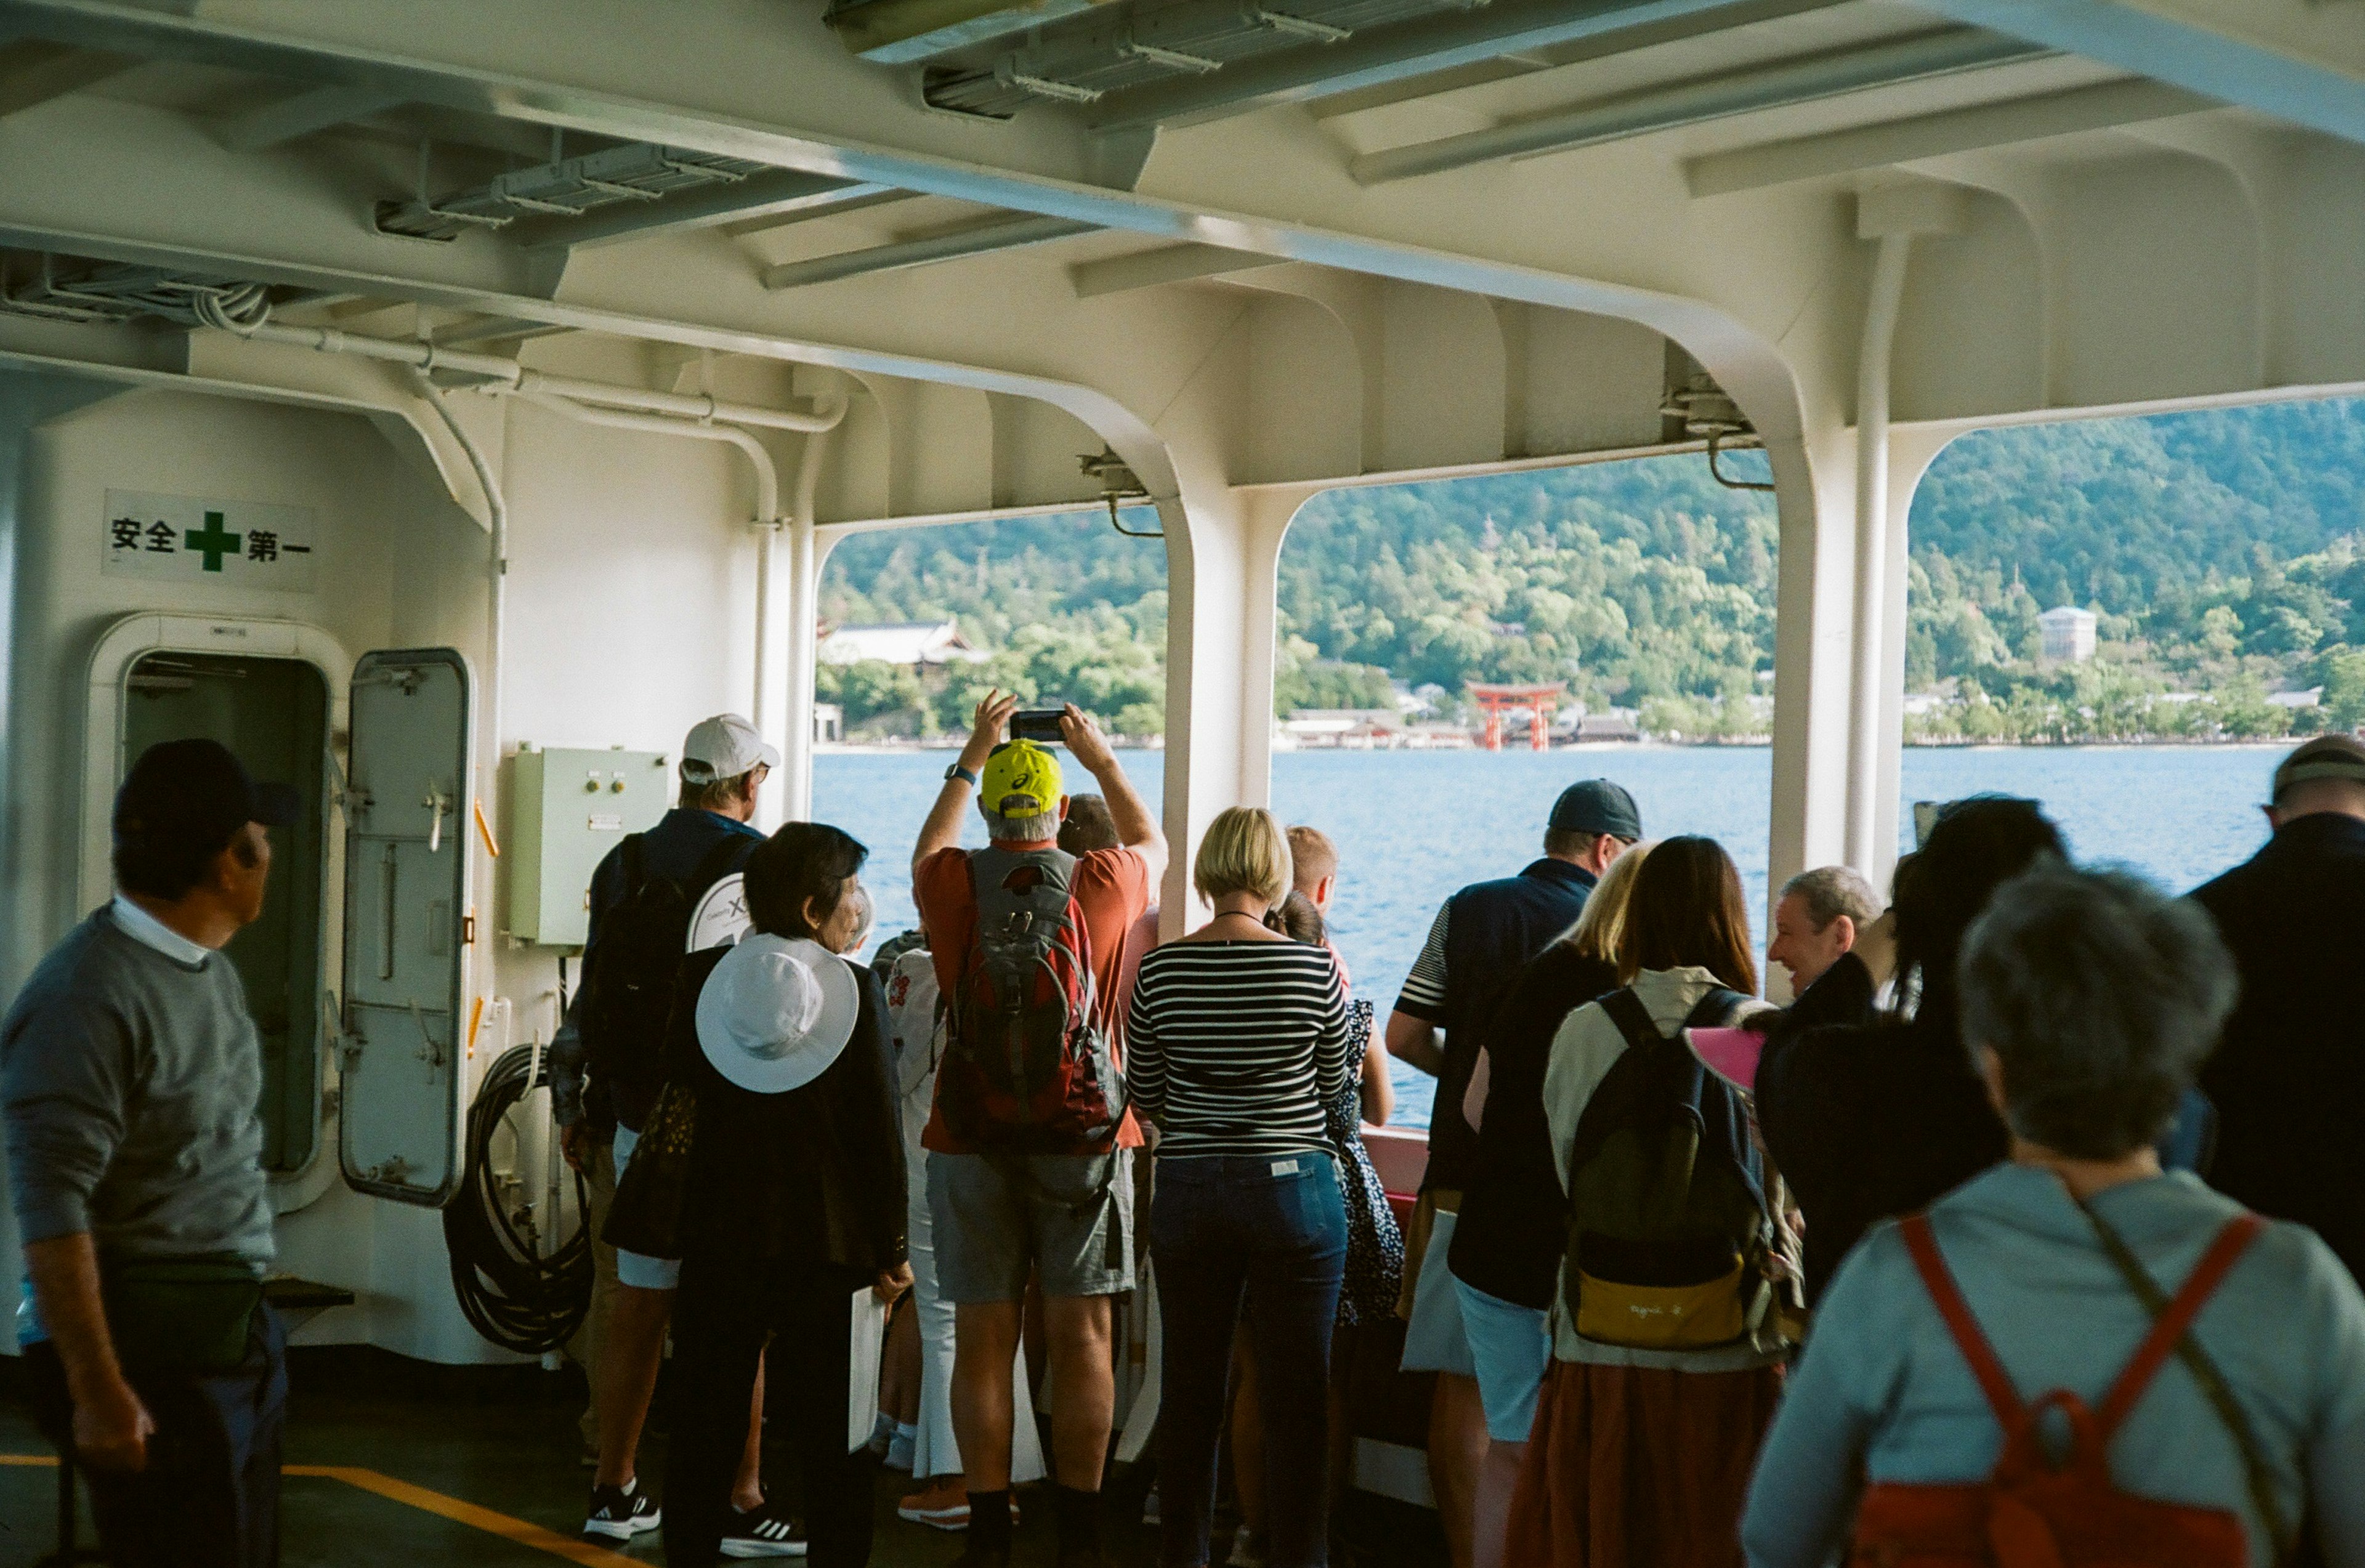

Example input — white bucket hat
[694,934,860,1094]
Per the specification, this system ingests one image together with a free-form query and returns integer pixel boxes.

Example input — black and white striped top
[1126,940,1354,1160]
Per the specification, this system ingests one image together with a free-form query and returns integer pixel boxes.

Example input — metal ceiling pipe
[1350,26,2050,184]
[759,214,1097,289]
[515,169,901,250]
[215,316,845,432]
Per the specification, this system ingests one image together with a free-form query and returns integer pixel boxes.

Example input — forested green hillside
[818,397,2365,742]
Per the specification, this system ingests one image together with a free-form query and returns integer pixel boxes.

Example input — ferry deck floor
[0,1349,1444,1567]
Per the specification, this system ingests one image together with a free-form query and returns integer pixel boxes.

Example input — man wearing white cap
[565,714,798,1553]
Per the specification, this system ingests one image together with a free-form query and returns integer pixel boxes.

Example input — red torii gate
[1468,682,1567,751]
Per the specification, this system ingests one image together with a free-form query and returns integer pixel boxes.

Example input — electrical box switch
[506,746,670,947]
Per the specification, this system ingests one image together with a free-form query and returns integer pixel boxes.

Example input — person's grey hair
[1781,865,1881,931]
[983,806,1061,844]
[1958,862,2238,1160]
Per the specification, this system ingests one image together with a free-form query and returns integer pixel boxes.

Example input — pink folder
[1689,1027,1765,1094]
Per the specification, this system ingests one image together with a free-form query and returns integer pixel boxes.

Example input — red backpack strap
[2095,1212,2265,1439]
[1899,1214,2025,1429]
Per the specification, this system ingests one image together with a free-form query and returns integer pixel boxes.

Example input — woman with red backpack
[1743,861,2365,1568]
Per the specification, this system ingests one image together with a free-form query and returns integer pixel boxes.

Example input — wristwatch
[944,762,980,788]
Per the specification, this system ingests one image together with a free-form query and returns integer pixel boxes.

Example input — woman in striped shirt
[1129,806,1354,1568]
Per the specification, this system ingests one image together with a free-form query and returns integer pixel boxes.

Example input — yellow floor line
[4,1455,637,1566]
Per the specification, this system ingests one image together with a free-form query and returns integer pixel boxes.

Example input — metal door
[338,648,474,1206]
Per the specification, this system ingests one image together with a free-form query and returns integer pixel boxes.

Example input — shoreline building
[2040,605,2100,664]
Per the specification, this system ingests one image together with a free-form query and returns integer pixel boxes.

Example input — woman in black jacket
[662,822,911,1568]
[1753,797,2059,1305]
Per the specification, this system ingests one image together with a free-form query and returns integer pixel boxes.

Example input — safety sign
[102,489,320,591]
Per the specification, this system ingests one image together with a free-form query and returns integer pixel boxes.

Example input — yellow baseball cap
[980,739,1064,817]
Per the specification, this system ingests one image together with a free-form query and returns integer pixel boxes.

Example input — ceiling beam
[1067,242,1284,297]
[1922,0,2365,147]
[0,38,135,118]
[212,83,408,152]
[1088,0,1845,131]
[514,169,902,251]
[428,316,576,347]
[719,188,920,240]
[1685,76,2218,195]
[761,214,1098,289]
[1306,0,1837,123]
[1351,27,2053,185]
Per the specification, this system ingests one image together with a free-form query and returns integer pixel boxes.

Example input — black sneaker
[719,1498,808,1559]
[583,1477,662,1540]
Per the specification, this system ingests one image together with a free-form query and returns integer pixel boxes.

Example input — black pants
[663,1252,880,1568]
[28,1306,287,1568]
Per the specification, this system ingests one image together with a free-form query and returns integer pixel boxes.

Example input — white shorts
[1397,1208,1477,1377]
[610,1125,682,1291]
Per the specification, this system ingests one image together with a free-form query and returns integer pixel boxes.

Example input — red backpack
[1851,1210,2271,1568]
[936,845,1122,1155]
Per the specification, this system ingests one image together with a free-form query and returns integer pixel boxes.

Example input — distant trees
[815,398,2365,745]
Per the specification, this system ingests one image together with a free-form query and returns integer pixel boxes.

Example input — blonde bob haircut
[1561,839,1654,972]
[1194,806,1294,909]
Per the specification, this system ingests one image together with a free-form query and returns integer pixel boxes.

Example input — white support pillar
[1869,429,1959,894]
[1765,424,1860,936]
[1155,474,1301,939]
[1843,234,1914,874]
[779,519,832,825]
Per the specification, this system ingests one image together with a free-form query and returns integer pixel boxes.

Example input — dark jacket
[1447,945,1621,1310]
[2191,812,2365,1285]
[1401,859,1597,1194]
[667,946,908,1274]
[1754,953,2005,1306]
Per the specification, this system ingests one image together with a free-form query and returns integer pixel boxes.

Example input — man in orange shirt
[910,692,1167,1568]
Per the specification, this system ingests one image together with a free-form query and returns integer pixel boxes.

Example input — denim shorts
[928,1149,1135,1303]
[610,1125,682,1291]
[1453,1276,1553,1442]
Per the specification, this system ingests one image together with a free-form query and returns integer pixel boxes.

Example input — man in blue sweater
[3,738,299,1568]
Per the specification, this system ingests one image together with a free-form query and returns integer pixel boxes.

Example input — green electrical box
[507,746,673,948]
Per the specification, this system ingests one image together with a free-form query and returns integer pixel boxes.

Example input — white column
[778,519,831,824]
[1765,422,1861,932]
[1155,474,1300,938]
[1869,429,1958,893]
[1843,235,1914,874]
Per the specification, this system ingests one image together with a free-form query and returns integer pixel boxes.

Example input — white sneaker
[1227,1523,1268,1567]
[583,1477,661,1540]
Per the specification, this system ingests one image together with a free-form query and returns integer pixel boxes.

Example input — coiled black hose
[443,1042,592,1355]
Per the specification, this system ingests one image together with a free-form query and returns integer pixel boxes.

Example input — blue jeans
[1151,1154,1348,1568]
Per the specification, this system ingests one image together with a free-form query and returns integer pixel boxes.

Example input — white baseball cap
[681,713,781,784]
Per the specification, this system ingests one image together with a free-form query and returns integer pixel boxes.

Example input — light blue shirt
[1743,1165,2365,1568]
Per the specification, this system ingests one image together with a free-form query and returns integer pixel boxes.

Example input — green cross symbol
[184,511,243,572]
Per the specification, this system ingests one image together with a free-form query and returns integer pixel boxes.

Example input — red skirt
[1502,1357,1784,1568]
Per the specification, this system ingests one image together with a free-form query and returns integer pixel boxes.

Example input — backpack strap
[1598,988,1668,1053]
[2094,1213,2265,1437]
[2083,1205,2286,1561]
[1899,1213,2026,1429]
[1683,987,1750,1030]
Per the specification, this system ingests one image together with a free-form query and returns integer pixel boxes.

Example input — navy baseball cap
[115,738,301,856]
[1550,778,1641,841]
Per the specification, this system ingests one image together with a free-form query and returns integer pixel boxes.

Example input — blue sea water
[814,743,2286,1129]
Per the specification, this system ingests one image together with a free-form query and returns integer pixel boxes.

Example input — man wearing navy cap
[2,738,300,1567]
[1385,777,1639,1568]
